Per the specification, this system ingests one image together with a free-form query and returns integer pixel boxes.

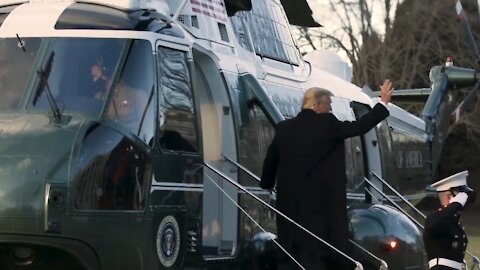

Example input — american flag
[190,0,227,22]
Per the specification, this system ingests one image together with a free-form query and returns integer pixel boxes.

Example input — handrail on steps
[223,154,387,269]
[204,163,305,269]
[211,155,390,269]
[222,154,388,269]
[205,161,364,270]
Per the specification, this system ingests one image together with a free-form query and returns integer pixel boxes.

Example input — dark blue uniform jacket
[424,202,467,269]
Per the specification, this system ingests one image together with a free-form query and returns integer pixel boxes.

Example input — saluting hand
[380,79,394,104]
[449,192,468,207]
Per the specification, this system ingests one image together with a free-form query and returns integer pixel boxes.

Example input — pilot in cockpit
[87,44,149,133]
[93,63,148,129]
[90,57,112,101]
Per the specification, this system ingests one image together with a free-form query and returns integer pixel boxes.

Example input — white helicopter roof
[304,49,352,82]
[0,0,169,10]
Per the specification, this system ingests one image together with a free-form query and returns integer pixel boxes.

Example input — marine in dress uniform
[423,170,474,270]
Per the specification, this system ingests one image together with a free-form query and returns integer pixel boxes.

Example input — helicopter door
[191,49,238,258]
[152,43,204,267]
[351,102,383,203]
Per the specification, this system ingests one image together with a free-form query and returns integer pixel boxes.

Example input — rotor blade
[456,0,480,65]
[279,0,321,27]
[450,80,480,127]
[478,0,480,21]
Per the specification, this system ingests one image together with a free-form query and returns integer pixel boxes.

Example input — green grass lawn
[465,226,480,267]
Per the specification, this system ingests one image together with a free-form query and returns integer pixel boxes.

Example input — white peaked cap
[430,170,470,192]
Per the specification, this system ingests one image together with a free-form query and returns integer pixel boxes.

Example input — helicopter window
[345,136,365,193]
[24,38,155,143]
[55,3,185,38]
[350,215,386,241]
[236,100,275,185]
[28,38,125,117]
[74,124,152,211]
[157,47,198,153]
[230,0,299,65]
[0,38,40,111]
[191,16,199,29]
[218,23,230,42]
[228,73,289,184]
[102,40,155,144]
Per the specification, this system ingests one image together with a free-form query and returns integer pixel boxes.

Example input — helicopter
[0,0,476,269]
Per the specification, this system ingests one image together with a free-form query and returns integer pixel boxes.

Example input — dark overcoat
[260,103,389,258]
[423,202,467,269]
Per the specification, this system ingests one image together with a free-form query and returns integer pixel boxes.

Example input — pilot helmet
[428,170,474,194]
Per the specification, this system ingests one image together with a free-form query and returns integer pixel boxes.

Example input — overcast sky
[297,0,400,61]
[306,0,399,36]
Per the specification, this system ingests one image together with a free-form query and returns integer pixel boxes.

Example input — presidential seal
[156,215,180,267]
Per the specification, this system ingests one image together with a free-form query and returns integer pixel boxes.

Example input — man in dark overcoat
[260,80,393,269]
[424,171,474,270]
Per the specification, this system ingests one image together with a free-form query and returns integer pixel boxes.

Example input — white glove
[449,192,468,206]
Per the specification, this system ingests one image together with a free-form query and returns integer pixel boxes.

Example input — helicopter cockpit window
[28,38,124,117]
[102,40,155,144]
[25,38,155,144]
[156,47,198,153]
[0,38,40,111]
